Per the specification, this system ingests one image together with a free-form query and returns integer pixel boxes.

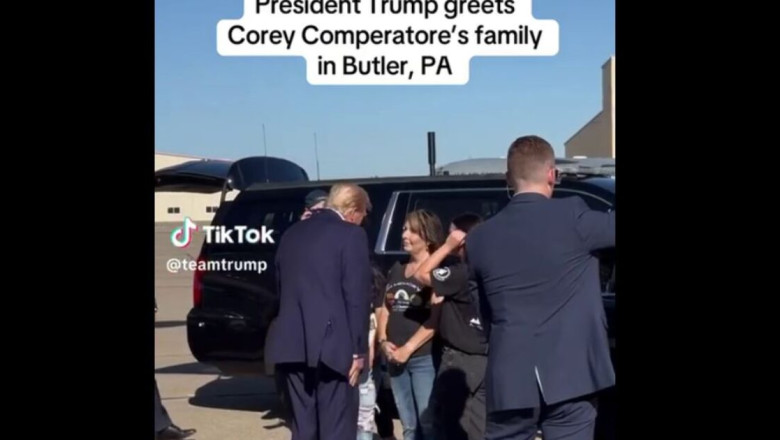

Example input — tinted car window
[383,189,508,252]
[361,187,393,248]
[383,193,410,253]
[410,189,508,227]
[206,198,301,252]
[553,189,612,211]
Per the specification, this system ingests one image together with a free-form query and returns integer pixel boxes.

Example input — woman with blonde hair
[376,209,445,440]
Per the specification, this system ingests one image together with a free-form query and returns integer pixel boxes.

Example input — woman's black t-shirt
[384,261,433,358]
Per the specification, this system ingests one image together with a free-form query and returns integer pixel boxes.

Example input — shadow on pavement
[155,320,187,329]
[156,362,222,375]
[188,376,290,430]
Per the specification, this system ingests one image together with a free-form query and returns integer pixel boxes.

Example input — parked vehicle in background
[156,157,616,440]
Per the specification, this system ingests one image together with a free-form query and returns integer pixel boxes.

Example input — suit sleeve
[573,197,615,251]
[341,227,373,356]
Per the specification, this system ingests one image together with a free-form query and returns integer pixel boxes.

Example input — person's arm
[413,230,466,286]
[341,227,373,384]
[573,197,615,251]
[376,297,397,357]
[389,303,441,364]
[391,261,468,363]
[429,262,469,300]
[368,313,377,371]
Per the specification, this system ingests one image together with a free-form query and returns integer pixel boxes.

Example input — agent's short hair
[451,212,483,233]
[326,183,371,216]
[507,135,556,184]
[405,209,445,253]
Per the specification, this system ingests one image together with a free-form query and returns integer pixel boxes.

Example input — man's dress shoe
[156,424,196,439]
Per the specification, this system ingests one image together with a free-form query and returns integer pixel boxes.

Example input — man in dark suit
[465,135,615,440]
[266,183,374,440]
[154,379,196,439]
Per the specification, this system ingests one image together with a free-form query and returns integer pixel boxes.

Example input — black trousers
[277,362,359,440]
[430,346,488,440]
[154,378,172,432]
[485,391,598,440]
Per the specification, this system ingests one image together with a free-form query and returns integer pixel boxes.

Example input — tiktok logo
[171,217,198,248]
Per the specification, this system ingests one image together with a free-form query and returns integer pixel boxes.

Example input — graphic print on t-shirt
[385,280,426,312]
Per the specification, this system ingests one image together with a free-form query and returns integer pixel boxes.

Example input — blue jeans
[389,354,436,440]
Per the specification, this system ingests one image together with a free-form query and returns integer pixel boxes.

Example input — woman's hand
[381,340,397,358]
[445,229,467,250]
[390,344,412,365]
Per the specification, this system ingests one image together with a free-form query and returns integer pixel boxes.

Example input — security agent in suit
[465,135,615,440]
[300,189,328,220]
[265,183,374,440]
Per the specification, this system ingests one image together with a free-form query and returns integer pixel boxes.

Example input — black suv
[157,158,616,437]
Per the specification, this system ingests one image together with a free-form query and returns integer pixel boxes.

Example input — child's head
[370,263,387,300]
[450,212,483,258]
[450,212,483,234]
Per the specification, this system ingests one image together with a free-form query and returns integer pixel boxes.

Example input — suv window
[206,198,300,252]
[382,189,509,252]
[553,188,612,211]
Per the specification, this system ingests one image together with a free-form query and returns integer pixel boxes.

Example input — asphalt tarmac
[155,222,401,439]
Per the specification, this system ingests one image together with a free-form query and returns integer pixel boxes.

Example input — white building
[155,152,226,223]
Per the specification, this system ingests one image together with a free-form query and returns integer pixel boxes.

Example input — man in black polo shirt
[413,212,488,440]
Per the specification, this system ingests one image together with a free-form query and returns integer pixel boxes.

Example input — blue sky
[155,0,614,179]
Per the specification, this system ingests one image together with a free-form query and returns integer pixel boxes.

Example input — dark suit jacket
[266,209,373,378]
[465,192,615,411]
